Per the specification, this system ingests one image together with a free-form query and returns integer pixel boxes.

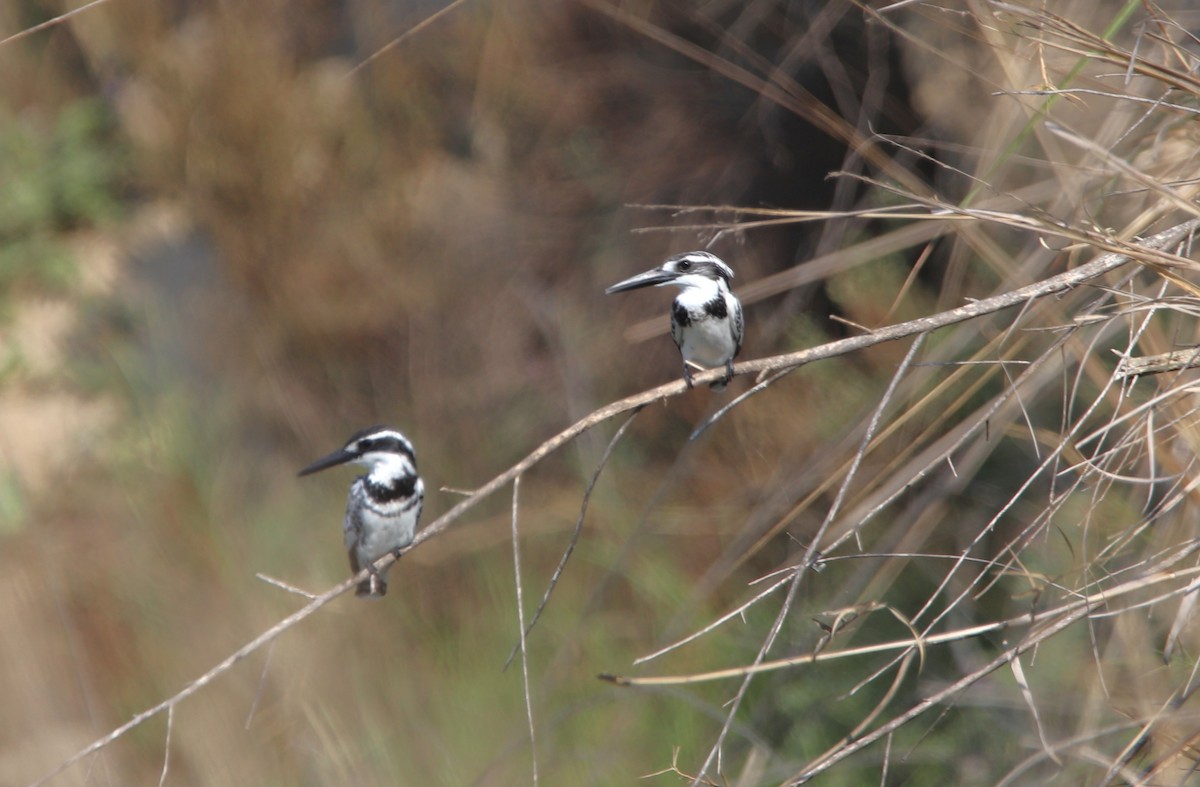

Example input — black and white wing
[670,299,689,353]
[343,479,366,574]
[729,292,745,360]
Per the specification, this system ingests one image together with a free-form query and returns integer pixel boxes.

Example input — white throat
[671,275,726,311]
[662,273,724,297]
[362,452,414,483]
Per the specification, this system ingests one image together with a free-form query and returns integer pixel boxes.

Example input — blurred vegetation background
[4,0,1200,784]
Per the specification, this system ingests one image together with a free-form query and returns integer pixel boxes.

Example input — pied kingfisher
[606,251,744,390]
[299,425,424,598]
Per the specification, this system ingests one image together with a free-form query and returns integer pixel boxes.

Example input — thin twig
[1044,122,1200,222]
[879,732,892,786]
[347,0,472,77]
[0,0,112,48]
[996,87,1200,116]
[244,641,276,730]
[786,604,1091,784]
[157,706,173,787]
[691,571,803,783]
[819,334,927,549]
[255,573,319,599]
[509,476,539,786]
[693,218,1199,414]
[602,563,1200,686]
[913,268,1172,637]
[689,368,790,440]
[633,573,794,665]
[692,333,925,784]
[1011,652,1061,765]
[29,571,366,787]
[504,408,642,670]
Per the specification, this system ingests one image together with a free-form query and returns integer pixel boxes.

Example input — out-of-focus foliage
[0,98,122,306]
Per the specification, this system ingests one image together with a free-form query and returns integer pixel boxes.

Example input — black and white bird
[606,251,744,390]
[298,425,424,598]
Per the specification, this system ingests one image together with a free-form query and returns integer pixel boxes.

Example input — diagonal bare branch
[31,218,1200,787]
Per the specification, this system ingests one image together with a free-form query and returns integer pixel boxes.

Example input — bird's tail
[356,575,387,598]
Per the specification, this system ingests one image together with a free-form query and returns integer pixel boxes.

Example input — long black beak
[605,267,677,294]
[298,447,355,477]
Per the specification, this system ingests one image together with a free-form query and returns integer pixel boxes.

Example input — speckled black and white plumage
[299,426,424,598]
[607,251,744,390]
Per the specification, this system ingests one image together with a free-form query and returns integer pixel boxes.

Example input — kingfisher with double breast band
[606,251,744,390]
[299,425,424,598]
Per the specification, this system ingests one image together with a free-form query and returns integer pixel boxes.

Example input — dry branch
[786,562,1200,784]
[1115,346,1200,377]
[602,563,1200,687]
[690,331,929,784]
[30,217,1200,787]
